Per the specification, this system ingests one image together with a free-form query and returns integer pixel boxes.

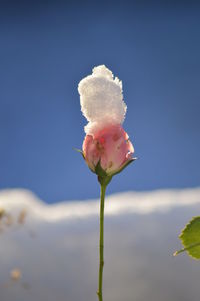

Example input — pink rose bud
[82,124,134,177]
[78,65,136,180]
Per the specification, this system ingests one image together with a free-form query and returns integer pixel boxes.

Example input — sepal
[108,157,137,177]
[73,148,85,159]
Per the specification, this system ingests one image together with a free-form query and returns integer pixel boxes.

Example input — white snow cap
[78,65,127,134]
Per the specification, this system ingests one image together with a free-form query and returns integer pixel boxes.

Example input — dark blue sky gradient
[0,1,200,203]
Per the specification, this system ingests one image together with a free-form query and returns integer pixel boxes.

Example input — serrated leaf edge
[175,216,200,260]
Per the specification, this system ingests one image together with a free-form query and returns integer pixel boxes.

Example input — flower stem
[97,183,107,301]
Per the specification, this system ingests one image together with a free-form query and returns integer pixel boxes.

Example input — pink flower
[82,124,134,177]
[78,65,136,181]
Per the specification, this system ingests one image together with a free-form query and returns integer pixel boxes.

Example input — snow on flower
[78,65,127,134]
[78,65,135,177]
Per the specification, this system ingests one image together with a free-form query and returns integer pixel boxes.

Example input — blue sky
[0,1,200,203]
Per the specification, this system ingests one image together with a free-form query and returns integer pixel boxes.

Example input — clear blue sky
[0,0,200,203]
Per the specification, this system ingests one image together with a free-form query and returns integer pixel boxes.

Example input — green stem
[97,183,106,301]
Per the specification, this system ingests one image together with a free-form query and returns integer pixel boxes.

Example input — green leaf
[175,216,200,259]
